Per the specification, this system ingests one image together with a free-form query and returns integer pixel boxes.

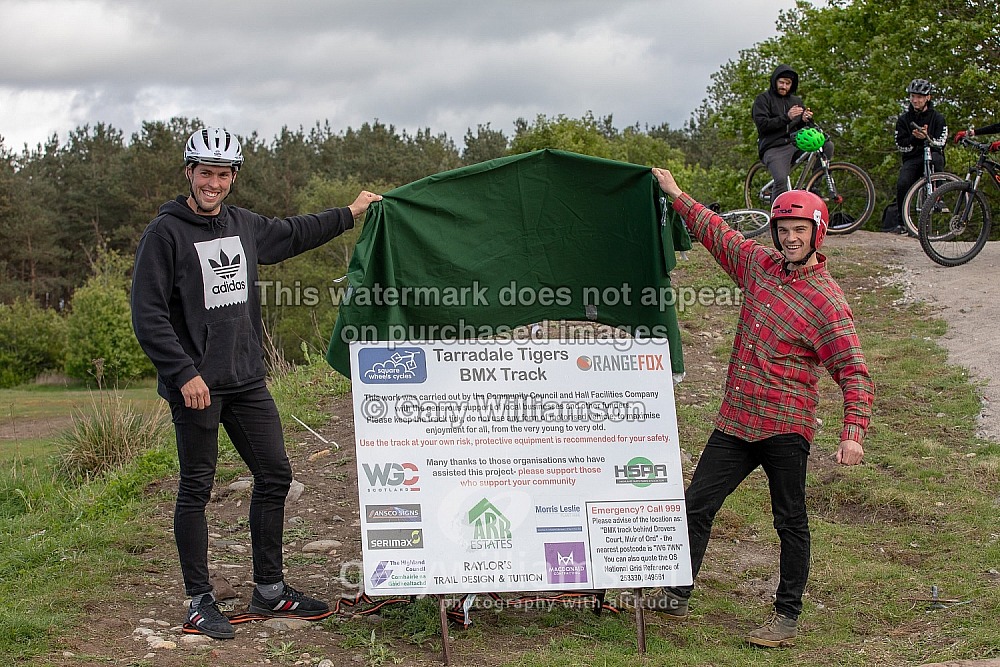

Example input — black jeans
[762,140,835,199]
[170,385,292,596]
[669,429,811,620]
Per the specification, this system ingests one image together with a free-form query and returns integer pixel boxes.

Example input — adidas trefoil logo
[209,250,241,280]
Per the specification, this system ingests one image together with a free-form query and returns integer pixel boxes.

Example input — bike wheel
[917,180,992,267]
[901,172,961,236]
[806,162,875,234]
[744,162,773,210]
[720,209,771,239]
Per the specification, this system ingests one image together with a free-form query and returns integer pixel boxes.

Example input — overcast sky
[0,0,795,153]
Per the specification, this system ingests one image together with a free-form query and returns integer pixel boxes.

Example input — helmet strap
[784,248,816,271]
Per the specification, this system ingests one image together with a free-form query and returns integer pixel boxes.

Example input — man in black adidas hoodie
[752,64,833,200]
[132,127,381,639]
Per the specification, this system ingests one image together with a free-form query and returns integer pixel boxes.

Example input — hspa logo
[614,456,669,487]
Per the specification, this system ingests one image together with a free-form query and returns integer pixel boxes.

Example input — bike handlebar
[958,135,995,153]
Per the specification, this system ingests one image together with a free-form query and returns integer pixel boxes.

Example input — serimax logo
[362,463,420,491]
[368,528,423,550]
[578,354,664,372]
[614,456,669,487]
[358,348,427,384]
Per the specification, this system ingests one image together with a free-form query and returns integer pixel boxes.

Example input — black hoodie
[131,197,354,400]
[752,64,808,159]
[895,100,948,162]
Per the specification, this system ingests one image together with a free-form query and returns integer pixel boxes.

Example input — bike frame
[952,148,1000,221]
[756,150,829,197]
[920,143,937,197]
[962,150,1000,194]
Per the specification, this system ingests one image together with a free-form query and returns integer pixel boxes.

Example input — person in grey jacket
[132,127,381,639]
[752,64,833,200]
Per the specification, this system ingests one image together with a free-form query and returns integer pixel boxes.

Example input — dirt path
[838,232,1000,442]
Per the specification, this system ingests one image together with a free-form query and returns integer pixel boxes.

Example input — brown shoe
[748,614,797,647]
[617,588,689,617]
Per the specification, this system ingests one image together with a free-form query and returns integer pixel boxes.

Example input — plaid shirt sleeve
[812,295,874,444]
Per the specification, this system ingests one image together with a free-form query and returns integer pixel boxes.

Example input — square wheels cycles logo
[358,347,427,384]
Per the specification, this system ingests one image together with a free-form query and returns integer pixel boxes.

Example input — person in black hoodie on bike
[892,78,948,235]
[131,127,381,639]
[752,64,833,201]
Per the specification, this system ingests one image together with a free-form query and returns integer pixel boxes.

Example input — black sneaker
[187,596,235,639]
[248,583,330,618]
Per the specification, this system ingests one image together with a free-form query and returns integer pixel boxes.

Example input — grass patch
[2,240,1000,665]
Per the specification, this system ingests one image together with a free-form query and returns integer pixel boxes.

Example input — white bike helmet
[184,127,244,170]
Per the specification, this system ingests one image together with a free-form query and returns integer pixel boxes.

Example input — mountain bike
[708,203,771,239]
[900,128,960,236]
[917,136,999,267]
[744,147,875,235]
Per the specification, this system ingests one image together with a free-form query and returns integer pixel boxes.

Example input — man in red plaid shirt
[630,168,874,647]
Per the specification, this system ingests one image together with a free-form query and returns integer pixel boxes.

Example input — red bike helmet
[770,190,829,253]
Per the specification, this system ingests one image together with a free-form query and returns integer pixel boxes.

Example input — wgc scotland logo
[358,348,426,384]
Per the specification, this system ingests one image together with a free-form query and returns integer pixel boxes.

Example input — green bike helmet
[793,126,826,152]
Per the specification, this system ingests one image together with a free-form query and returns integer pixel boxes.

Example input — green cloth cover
[326,149,691,375]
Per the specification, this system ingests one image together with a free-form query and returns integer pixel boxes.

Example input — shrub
[0,300,68,388]
[56,391,169,481]
[63,248,154,384]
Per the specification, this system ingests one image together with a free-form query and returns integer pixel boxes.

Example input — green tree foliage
[462,123,509,165]
[510,112,741,207]
[237,127,317,216]
[122,119,198,226]
[64,248,153,384]
[0,299,68,388]
[0,141,67,303]
[699,0,999,205]
[259,175,395,363]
